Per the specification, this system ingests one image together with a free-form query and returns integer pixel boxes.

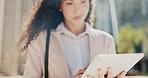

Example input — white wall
[0,0,5,73]
[0,0,37,75]
[2,0,19,75]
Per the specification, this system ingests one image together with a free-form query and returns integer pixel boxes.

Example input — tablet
[81,53,144,78]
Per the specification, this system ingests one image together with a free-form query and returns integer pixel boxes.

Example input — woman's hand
[74,67,87,78]
[87,67,126,78]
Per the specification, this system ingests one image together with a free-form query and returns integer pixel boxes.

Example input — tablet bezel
[81,53,144,78]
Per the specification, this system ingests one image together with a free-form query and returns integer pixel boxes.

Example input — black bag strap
[45,28,50,78]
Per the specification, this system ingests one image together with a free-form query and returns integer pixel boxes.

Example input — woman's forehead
[63,0,74,1]
[62,0,87,1]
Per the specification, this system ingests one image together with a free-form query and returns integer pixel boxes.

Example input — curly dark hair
[18,0,96,52]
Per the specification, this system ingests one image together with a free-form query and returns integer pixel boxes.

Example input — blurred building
[95,0,148,74]
[95,0,148,30]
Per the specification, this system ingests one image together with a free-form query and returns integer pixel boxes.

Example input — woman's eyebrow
[64,0,73,1]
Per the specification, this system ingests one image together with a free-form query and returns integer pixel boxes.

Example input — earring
[59,9,62,12]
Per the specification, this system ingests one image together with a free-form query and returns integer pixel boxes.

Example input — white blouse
[56,22,91,78]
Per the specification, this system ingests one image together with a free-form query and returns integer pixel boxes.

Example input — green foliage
[117,23,146,53]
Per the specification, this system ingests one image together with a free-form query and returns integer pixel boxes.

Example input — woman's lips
[73,15,82,20]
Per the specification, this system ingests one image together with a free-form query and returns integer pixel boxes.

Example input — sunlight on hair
[89,0,96,27]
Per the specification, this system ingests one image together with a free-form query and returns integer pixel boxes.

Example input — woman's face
[60,0,90,24]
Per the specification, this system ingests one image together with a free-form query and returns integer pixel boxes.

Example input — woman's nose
[74,4,81,14]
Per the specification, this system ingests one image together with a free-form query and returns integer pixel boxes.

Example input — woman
[19,0,126,78]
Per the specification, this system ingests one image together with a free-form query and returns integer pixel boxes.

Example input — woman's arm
[23,40,43,78]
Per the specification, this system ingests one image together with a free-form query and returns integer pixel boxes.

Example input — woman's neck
[64,21,85,36]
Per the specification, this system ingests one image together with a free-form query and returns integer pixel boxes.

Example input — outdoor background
[0,0,148,77]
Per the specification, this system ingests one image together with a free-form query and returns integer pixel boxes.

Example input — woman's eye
[81,1,86,3]
[66,3,73,5]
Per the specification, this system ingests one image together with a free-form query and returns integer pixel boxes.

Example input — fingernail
[79,69,83,71]
[84,67,87,69]
[87,75,91,78]
[97,68,101,71]
[122,70,126,73]
[108,67,111,71]
[108,67,111,69]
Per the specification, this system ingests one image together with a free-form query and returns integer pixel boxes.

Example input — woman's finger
[73,74,82,78]
[87,75,94,78]
[76,67,87,75]
[116,71,126,78]
[98,69,104,78]
[74,67,87,78]
[106,67,112,78]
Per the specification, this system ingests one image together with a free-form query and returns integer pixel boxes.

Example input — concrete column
[109,0,119,44]
[0,0,5,73]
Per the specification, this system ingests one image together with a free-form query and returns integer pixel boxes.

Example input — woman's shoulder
[37,29,57,40]
[37,30,47,39]
[89,27,114,40]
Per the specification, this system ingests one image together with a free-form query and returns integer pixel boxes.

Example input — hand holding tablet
[81,53,144,78]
